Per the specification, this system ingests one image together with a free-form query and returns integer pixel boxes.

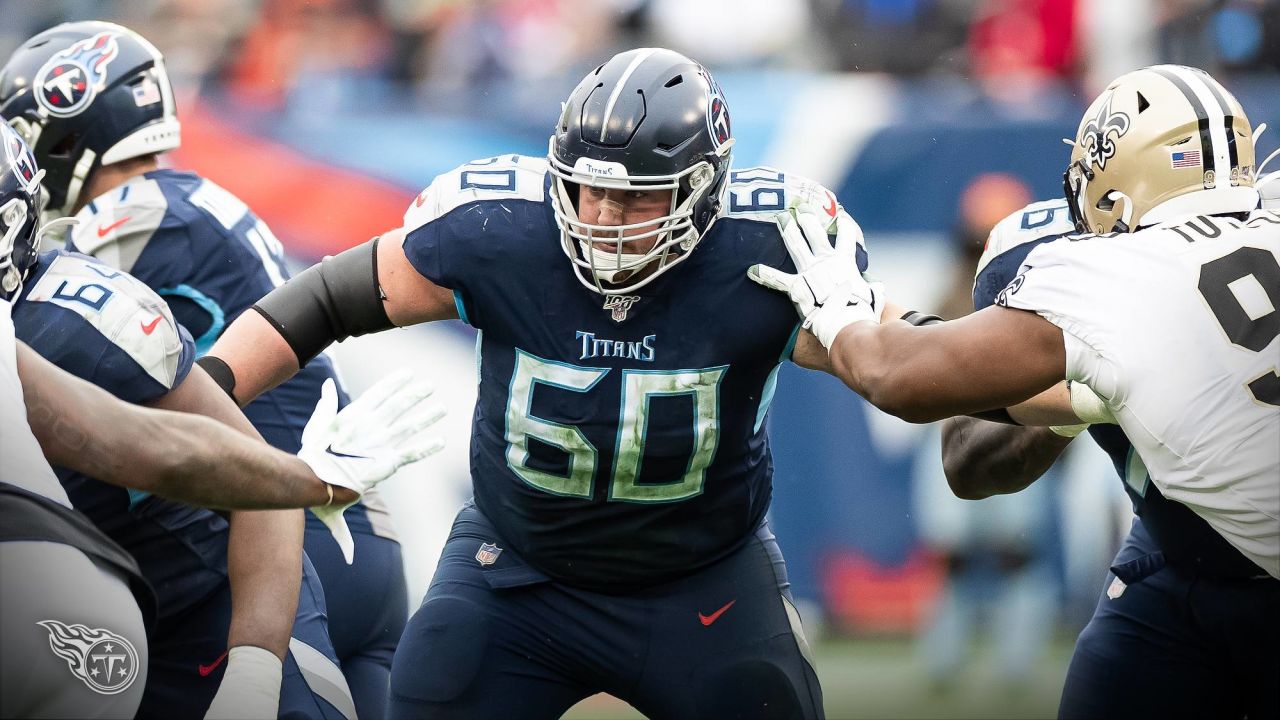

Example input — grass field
[564,636,1075,720]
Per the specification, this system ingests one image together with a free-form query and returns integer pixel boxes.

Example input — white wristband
[203,645,283,720]
[810,306,875,351]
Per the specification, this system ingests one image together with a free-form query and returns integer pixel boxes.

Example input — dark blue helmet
[0,121,43,299]
[0,21,180,218]
[549,48,734,294]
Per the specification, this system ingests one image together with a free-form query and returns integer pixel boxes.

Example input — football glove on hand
[748,201,882,350]
[299,370,446,564]
[203,646,281,719]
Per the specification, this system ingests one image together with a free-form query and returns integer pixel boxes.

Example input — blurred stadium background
[4,0,1277,717]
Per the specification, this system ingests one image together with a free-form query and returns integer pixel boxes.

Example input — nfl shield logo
[475,542,503,566]
[603,295,640,323]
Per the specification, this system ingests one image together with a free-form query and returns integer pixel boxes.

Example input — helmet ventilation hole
[664,75,684,88]
[1137,92,1150,113]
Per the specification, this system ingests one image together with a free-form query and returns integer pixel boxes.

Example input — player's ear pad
[391,595,489,703]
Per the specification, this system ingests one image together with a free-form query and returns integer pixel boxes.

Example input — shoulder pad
[722,166,844,224]
[404,155,547,233]
[976,199,1075,278]
[69,177,170,275]
[25,253,187,390]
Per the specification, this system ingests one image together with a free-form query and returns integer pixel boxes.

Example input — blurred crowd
[2,0,1277,115]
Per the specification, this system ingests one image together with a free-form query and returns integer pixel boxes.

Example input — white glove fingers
[747,263,794,292]
[386,402,449,447]
[301,379,339,447]
[401,435,448,465]
[351,368,421,416]
[795,209,833,257]
[775,209,814,271]
[315,508,356,564]
[365,379,438,431]
[833,208,863,255]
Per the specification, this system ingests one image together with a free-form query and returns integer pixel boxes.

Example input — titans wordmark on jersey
[403,155,864,589]
[995,208,1280,578]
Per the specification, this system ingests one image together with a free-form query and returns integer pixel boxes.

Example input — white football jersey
[0,298,72,507]
[999,210,1280,577]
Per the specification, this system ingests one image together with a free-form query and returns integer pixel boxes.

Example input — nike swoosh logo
[326,444,368,460]
[698,599,737,626]
[198,649,229,677]
[96,216,131,238]
[140,315,163,335]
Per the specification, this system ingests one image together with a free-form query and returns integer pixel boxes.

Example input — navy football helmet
[0,121,44,299]
[549,48,734,294]
[0,21,180,218]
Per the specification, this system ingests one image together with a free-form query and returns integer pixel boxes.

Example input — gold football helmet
[1064,65,1259,234]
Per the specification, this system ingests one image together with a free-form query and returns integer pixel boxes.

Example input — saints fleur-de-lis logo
[1080,92,1131,172]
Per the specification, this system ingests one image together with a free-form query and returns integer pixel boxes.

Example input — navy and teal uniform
[388,156,827,719]
[974,201,1279,719]
[69,170,406,720]
[14,249,351,720]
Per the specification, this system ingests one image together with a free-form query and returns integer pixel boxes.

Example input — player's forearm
[207,310,301,407]
[227,510,303,660]
[940,417,1072,499]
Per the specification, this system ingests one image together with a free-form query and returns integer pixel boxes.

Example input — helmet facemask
[549,137,730,295]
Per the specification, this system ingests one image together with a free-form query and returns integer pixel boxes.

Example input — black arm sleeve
[252,237,395,368]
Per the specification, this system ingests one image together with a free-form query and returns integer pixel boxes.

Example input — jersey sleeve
[993,239,1123,404]
[23,253,195,404]
[400,156,549,329]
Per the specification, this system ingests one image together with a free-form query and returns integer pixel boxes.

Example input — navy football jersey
[402,156,860,590]
[12,249,229,616]
[976,200,1267,577]
[67,169,396,540]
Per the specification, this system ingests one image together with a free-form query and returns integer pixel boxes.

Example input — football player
[0,21,409,719]
[200,47,916,719]
[752,65,1279,719]
[1,125,445,719]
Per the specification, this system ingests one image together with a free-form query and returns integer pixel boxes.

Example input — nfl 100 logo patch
[475,542,503,566]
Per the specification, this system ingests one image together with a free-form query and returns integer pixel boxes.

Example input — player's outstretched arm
[206,227,457,407]
[941,417,1073,499]
[19,341,443,510]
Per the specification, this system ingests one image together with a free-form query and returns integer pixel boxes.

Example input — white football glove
[748,201,882,350]
[300,370,446,564]
[203,646,281,719]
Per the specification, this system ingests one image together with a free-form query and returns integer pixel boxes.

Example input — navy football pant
[305,526,409,720]
[1059,519,1279,720]
[137,552,356,719]
[389,504,823,720]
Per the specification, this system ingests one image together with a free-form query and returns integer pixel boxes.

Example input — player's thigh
[631,529,824,720]
[389,524,596,720]
[1059,568,1224,720]
[0,541,148,719]
[1196,577,1280,720]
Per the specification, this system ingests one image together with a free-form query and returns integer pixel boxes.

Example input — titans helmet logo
[1,124,39,192]
[703,72,731,150]
[1080,92,1130,172]
[38,619,140,695]
[33,31,121,118]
